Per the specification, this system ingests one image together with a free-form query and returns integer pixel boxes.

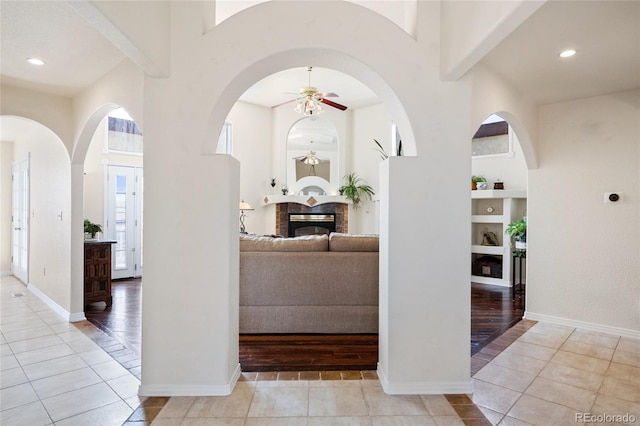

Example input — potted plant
[373,138,402,160]
[84,219,103,240]
[505,218,527,252]
[339,172,374,208]
[472,175,487,190]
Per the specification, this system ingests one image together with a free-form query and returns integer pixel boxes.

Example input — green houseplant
[505,218,527,253]
[84,219,103,239]
[338,172,375,209]
[471,175,487,190]
[373,138,403,160]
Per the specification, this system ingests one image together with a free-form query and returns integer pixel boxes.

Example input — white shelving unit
[471,189,527,287]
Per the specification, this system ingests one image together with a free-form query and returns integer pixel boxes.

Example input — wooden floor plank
[86,279,524,372]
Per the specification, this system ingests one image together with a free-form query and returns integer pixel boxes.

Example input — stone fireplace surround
[276,202,348,237]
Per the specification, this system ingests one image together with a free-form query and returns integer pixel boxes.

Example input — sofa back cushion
[329,233,379,252]
[240,234,329,252]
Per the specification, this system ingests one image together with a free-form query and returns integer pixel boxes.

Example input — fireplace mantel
[262,195,349,208]
[270,200,349,236]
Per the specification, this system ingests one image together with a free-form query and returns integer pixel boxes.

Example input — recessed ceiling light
[26,58,45,66]
[559,49,576,58]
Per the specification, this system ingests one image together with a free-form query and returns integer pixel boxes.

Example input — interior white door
[106,165,142,279]
[11,156,30,284]
[134,167,143,276]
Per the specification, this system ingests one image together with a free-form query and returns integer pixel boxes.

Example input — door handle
[14,227,22,231]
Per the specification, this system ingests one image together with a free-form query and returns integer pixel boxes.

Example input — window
[217,121,233,154]
[472,120,511,158]
[107,108,143,154]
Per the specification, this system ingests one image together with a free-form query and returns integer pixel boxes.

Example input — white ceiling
[1,1,638,110]
[0,1,126,97]
[480,0,640,105]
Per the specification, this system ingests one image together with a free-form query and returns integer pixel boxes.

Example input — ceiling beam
[440,0,546,81]
[68,1,170,78]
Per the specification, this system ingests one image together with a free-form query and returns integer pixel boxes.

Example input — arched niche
[285,116,339,195]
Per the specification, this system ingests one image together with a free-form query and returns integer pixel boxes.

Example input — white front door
[11,155,30,284]
[106,165,143,279]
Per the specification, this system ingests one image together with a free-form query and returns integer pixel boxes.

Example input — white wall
[527,90,640,334]
[12,123,72,309]
[351,103,393,234]
[1,141,14,274]
[83,118,106,225]
[226,101,272,235]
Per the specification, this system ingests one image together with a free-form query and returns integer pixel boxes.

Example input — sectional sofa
[239,233,379,334]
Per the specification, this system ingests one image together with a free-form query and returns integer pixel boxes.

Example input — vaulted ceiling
[1,1,638,111]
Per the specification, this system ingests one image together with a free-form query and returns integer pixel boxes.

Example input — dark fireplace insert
[288,213,336,237]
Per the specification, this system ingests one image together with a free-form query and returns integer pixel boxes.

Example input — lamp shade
[239,200,253,211]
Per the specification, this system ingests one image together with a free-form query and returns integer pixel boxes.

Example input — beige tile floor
[2,274,640,426]
[1,275,142,425]
[472,322,640,425]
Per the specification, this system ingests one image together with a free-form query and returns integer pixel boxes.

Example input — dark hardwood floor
[239,334,379,372]
[471,282,525,355]
[86,279,524,371]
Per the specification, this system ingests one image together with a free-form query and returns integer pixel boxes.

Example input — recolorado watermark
[576,412,637,423]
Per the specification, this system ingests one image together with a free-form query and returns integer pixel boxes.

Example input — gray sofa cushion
[240,234,329,252]
[329,233,379,252]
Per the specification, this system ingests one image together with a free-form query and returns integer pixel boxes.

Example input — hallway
[3,275,639,425]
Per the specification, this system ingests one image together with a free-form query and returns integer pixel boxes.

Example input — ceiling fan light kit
[272,67,348,115]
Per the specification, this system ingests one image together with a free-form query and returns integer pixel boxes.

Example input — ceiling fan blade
[320,98,348,111]
[271,98,298,109]
[317,92,339,98]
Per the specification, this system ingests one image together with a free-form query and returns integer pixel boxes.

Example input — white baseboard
[27,282,86,323]
[138,363,242,396]
[525,311,640,339]
[377,363,473,395]
[1,271,12,276]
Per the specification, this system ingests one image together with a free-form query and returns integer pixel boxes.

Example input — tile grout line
[72,315,541,425]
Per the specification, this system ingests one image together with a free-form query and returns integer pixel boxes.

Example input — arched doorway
[82,106,145,355]
[229,66,396,372]
[470,112,531,357]
[0,116,73,313]
[140,0,473,397]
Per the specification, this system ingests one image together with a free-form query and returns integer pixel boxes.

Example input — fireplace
[288,214,336,237]
[276,202,347,237]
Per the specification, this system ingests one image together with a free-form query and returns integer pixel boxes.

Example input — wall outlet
[604,192,623,203]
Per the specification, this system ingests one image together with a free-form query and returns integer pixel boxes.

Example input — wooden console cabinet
[84,240,116,307]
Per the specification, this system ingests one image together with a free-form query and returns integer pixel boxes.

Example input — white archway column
[69,162,87,321]
[378,157,472,395]
[139,153,240,396]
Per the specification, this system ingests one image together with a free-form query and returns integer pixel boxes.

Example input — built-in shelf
[471,189,527,199]
[471,215,504,223]
[471,245,505,255]
[471,190,527,287]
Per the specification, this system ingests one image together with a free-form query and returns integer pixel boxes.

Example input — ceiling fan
[293,150,328,165]
[271,67,348,115]
[293,150,327,176]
